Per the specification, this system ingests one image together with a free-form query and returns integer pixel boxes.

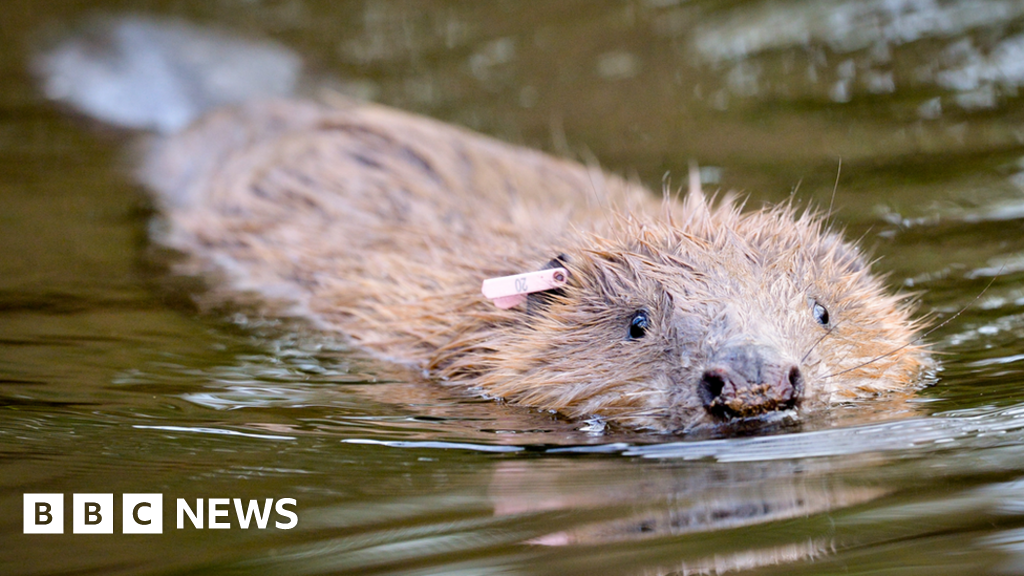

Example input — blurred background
[4,1,1024,575]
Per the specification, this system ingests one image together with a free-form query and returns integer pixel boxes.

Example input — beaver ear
[525,254,571,316]
[544,253,570,270]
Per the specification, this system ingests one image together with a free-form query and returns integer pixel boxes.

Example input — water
[4,1,1024,574]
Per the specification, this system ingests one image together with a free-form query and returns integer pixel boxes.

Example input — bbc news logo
[24,494,297,534]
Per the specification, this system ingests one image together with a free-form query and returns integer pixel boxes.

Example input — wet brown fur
[142,97,928,433]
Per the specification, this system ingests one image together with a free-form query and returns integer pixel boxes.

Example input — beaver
[34,16,928,433]
[135,94,928,433]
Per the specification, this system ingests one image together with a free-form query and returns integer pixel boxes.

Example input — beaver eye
[629,310,650,339]
[812,302,830,326]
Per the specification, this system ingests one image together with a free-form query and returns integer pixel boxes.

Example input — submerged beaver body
[142,97,927,433]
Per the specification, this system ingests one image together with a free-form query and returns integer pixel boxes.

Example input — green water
[5,1,1024,574]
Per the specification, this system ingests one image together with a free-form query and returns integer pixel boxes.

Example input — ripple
[343,438,523,453]
[336,402,1024,463]
[133,424,296,441]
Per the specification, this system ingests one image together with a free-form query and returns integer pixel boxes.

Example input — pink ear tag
[481,267,569,309]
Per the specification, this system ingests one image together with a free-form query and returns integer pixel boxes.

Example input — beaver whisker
[826,157,841,228]
[822,270,999,381]
[800,319,844,366]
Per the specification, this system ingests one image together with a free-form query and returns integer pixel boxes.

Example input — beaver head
[437,193,927,433]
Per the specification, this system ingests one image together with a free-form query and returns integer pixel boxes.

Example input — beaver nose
[699,345,802,419]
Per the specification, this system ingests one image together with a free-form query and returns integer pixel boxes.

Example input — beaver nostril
[699,370,734,418]
[700,368,724,397]
[783,366,802,409]
[788,366,802,390]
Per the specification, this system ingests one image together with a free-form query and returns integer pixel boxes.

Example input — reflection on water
[4,1,1024,575]
[35,15,302,133]
[692,0,1024,108]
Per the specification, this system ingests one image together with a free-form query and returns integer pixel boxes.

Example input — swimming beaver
[137,97,928,433]
[35,16,928,433]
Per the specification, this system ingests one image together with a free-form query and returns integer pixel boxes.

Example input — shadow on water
[4,1,1024,575]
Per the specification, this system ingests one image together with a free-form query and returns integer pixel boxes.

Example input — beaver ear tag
[482,267,569,309]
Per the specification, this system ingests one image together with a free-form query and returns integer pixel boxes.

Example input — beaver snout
[699,345,802,419]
